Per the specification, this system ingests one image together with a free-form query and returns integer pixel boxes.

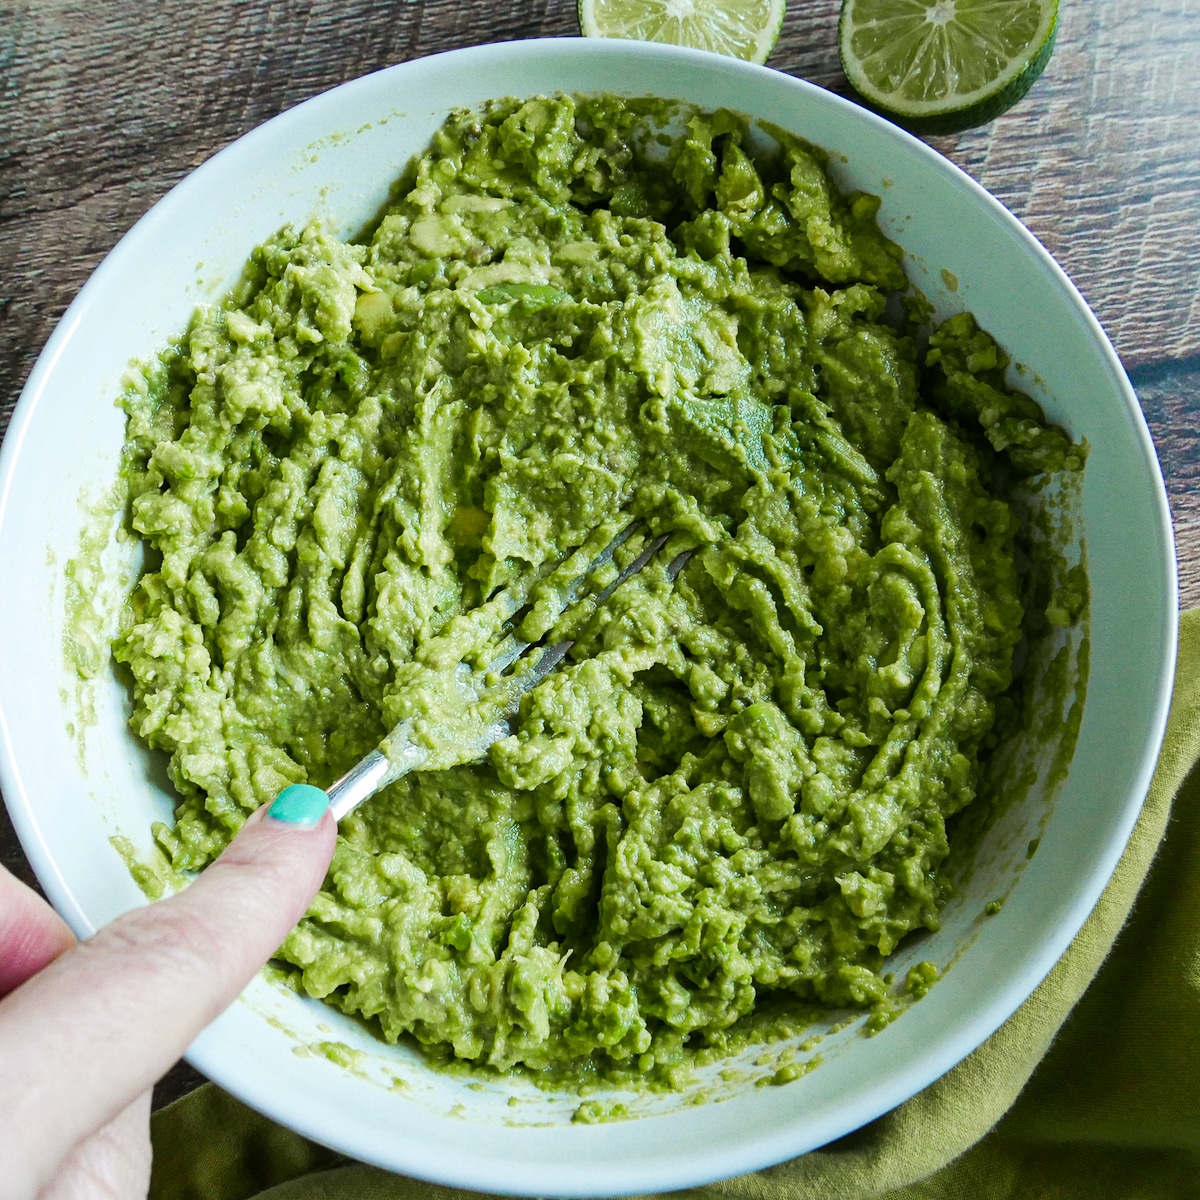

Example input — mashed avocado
[113,95,1084,1084]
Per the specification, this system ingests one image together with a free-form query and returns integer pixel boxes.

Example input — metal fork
[324,522,695,821]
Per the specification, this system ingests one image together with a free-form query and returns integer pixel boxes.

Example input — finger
[38,1090,151,1200]
[0,791,335,1200]
[0,865,75,997]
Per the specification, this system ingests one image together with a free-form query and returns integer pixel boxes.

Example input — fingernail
[267,784,330,828]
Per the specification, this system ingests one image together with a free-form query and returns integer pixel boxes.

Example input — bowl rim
[0,35,1179,1197]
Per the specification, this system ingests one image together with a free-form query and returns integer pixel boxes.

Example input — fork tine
[322,526,694,821]
[518,638,574,689]
[482,519,643,676]
[587,531,670,608]
[666,546,697,581]
[502,530,678,697]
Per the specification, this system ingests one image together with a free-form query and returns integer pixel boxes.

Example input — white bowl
[0,38,1177,1196]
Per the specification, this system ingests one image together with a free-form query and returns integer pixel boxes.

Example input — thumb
[0,866,76,997]
[0,788,336,1200]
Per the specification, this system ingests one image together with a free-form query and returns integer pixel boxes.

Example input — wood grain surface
[2,0,1199,1109]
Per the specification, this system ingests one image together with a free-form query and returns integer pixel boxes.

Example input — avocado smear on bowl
[112,94,1086,1089]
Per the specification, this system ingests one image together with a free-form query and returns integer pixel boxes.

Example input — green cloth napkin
[151,609,1200,1200]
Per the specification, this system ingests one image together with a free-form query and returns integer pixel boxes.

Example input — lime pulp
[578,0,787,65]
[839,0,1059,134]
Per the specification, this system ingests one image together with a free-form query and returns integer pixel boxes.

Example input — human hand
[0,786,336,1200]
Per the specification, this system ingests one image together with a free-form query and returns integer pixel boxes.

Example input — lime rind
[839,0,1058,134]
[579,0,786,65]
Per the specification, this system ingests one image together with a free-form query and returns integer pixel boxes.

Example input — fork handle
[326,749,392,821]
[325,727,431,821]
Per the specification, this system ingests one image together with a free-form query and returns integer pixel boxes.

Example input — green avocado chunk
[112,93,1084,1087]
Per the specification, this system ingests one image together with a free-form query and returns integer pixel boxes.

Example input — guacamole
[114,95,1084,1084]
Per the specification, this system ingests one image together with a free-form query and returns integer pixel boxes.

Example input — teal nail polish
[267,783,329,828]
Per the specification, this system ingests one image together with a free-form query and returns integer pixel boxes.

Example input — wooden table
[3,0,1198,1108]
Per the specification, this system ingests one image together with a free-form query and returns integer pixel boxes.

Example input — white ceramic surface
[0,38,1177,1196]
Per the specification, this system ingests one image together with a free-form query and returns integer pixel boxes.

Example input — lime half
[839,0,1058,134]
[579,0,786,65]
